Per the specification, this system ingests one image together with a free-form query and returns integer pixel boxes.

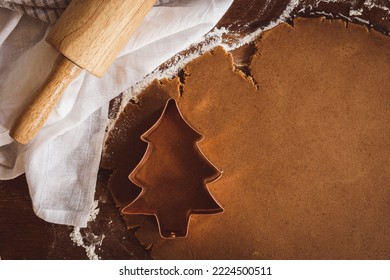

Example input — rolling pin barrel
[10,56,82,144]
[10,0,156,144]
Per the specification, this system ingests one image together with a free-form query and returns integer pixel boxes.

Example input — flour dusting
[364,0,390,13]
[69,200,105,260]
[222,0,301,50]
[349,8,363,16]
[88,200,100,222]
[310,0,390,27]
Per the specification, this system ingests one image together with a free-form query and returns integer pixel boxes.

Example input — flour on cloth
[0,0,233,227]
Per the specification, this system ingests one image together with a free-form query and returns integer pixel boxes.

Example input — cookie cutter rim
[121,98,224,239]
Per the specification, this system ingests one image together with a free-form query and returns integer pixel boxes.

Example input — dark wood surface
[1,0,389,260]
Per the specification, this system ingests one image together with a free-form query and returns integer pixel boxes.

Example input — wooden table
[1,0,389,259]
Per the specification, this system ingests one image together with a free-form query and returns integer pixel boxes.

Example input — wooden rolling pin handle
[10,55,82,144]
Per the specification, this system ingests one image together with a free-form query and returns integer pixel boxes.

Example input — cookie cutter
[122,99,223,238]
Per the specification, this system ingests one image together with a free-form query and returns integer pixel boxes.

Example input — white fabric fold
[0,0,233,227]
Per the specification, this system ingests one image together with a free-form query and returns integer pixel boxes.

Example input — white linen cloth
[0,0,233,227]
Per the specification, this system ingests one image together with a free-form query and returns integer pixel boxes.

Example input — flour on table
[364,0,390,13]
[69,200,105,260]
[349,8,363,16]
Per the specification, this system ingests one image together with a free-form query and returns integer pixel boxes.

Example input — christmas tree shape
[122,99,223,238]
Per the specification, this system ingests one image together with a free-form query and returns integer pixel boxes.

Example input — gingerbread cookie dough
[102,17,390,259]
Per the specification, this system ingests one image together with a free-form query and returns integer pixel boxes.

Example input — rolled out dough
[103,17,390,259]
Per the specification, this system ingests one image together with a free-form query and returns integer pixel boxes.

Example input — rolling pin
[10,0,156,144]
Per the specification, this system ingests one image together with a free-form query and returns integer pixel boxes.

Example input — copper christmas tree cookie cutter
[122,99,224,239]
